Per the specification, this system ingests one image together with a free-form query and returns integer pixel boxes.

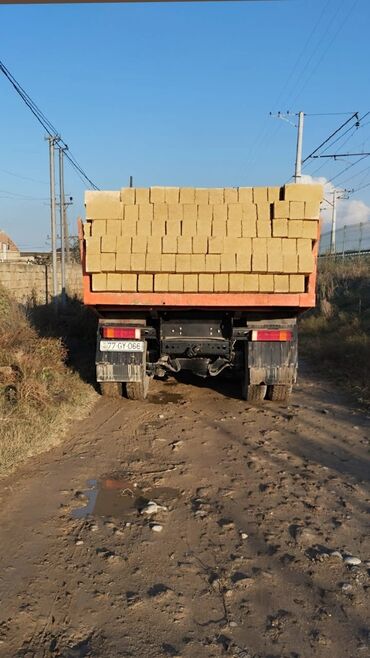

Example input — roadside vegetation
[0,288,97,476]
[300,256,370,405]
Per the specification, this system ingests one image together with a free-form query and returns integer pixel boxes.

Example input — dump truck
[79,183,323,402]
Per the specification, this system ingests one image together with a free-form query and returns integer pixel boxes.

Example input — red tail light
[101,327,141,339]
[251,330,293,342]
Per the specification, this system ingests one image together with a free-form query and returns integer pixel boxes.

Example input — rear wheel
[242,382,267,402]
[266,384,292,402]
[100,381,122,398]
[125,375,150,401]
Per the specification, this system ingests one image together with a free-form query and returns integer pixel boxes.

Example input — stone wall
[0,261,83,305]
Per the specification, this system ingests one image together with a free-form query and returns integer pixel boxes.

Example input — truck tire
[100,382,122,398]
[125,376,149,401]
[242,383,267,402]
[266,384,292,402]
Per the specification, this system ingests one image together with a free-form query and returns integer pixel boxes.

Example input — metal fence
[319,221,370,256]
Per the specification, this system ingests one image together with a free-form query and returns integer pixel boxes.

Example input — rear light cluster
[101,327,141,339]
[251,330,293,342]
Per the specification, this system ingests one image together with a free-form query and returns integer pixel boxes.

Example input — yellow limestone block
[221,253,236,272]
[244,274,259,291]
[236,252,251,272]
[183,204,197,222]
[228,204,242,221]
[302,220,319,239]
[101,253,116,272]
[290,274,306,293]
[227,221,242,238]
[253,187,268,204]
[199,274,214,292]
[298,252,315,273]
[147,236,162,254]
[162,236,178,253]
[138,274,153,292]
[197,216,212,236]
[106,220,121,237]
[274,274,289,292]
[107,273,122,291]
[121,218,137,236]
[101,235,117,253]
[290,201,305,220]
[256,222,271,238]
[168,204,183,222]
[184,274,199,292]
[150,187,165,203]
[176,254,191,272]
[124,205,139,222]
[164,187,180,204]
[242,219,257,238]
[92,273,107,291]
[195,188,209,204]
[191,254,206,272]
[193,236,208,254]
[268,187,281,203]
[208,237,224,254]
[273,201,289,218]
[256,202,270,222]
[116,253,131,271]
[85,253,101,273]
[229,273,244,292]
[83,222,92,238]
[253,237,267,253]
[212,220,227,237]
[121,188,135,205]
[282,238,297,253]
[297,238,313,255]
[259,274,274,292]
[85,191,123,220]
[283,253,298,273]
[177,236,192,254]
[198,204,213,222]
[138,204,154,222]
[224,188,238,203]
[241,203,257,222]
[179,188,195,204]
[166,219,181,236]
[284,183,323,202]
[132,237,147,254]
[213,204,227,222]
[214,273,229,292]
[151,218,166,237]
[146,254,162,272]
[267,251,283,272]
[208,188,224,204]
[252,253,267,272]
[91,220,107,237]
[168,274,184,292]
[205,255,221,272]
[238,187,253,203]
[121,274,137,291]
[85,236,101,254]
[154,273,169,292]
[135,188,149,204]
[272,219,288,238]
[153,203,168,222]
[130,253,146,272]
[161,254,176,272]
[267,237,282,252]
[224,237,239,254]
[305,200,321,220]
[288,220,303,238]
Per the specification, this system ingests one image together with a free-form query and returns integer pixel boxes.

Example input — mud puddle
[72,477,178,521]
[148,391,184,404]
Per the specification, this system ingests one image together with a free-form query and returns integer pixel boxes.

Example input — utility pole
[295,111,304,182]
[58,146,66,305]
[330,190,337,254]
[47,135,58,303]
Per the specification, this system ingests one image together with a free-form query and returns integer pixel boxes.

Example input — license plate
[100,340,145,352]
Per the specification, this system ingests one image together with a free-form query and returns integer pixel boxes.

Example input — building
[0,230,20,261]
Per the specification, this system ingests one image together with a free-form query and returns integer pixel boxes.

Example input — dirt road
[0,365,369,658]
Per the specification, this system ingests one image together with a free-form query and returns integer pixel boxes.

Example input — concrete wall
[0,261,83,304]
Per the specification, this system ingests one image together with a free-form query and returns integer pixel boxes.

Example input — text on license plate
[100,340,145,352]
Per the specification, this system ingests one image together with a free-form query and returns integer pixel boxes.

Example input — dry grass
[300,256,370,405]
[0,288,97,476]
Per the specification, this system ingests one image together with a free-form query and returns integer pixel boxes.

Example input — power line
[0,59,99,190]
[302,112,359,164]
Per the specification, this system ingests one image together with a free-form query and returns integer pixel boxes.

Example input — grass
[0,288,97,477]
[299,256,370,405]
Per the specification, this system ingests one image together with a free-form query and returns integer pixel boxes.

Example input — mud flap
[245,321,298,386]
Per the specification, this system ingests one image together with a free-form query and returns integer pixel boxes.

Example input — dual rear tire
[100,376,150,400]
[242,382,292,403]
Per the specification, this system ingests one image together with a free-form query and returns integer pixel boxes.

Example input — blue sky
[0,0,370,250]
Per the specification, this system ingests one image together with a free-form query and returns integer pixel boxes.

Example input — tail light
[251,330,293,342]
[101,327,141,339]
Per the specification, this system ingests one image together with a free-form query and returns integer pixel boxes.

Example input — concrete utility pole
[294,111,304,182]
[58,146,66,305]
[330,190,337,254]
[47,135,58,302]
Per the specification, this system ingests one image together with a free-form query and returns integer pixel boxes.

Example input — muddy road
[0,365,369,658]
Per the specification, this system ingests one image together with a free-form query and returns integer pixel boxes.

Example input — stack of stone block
[83,184,323,294]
